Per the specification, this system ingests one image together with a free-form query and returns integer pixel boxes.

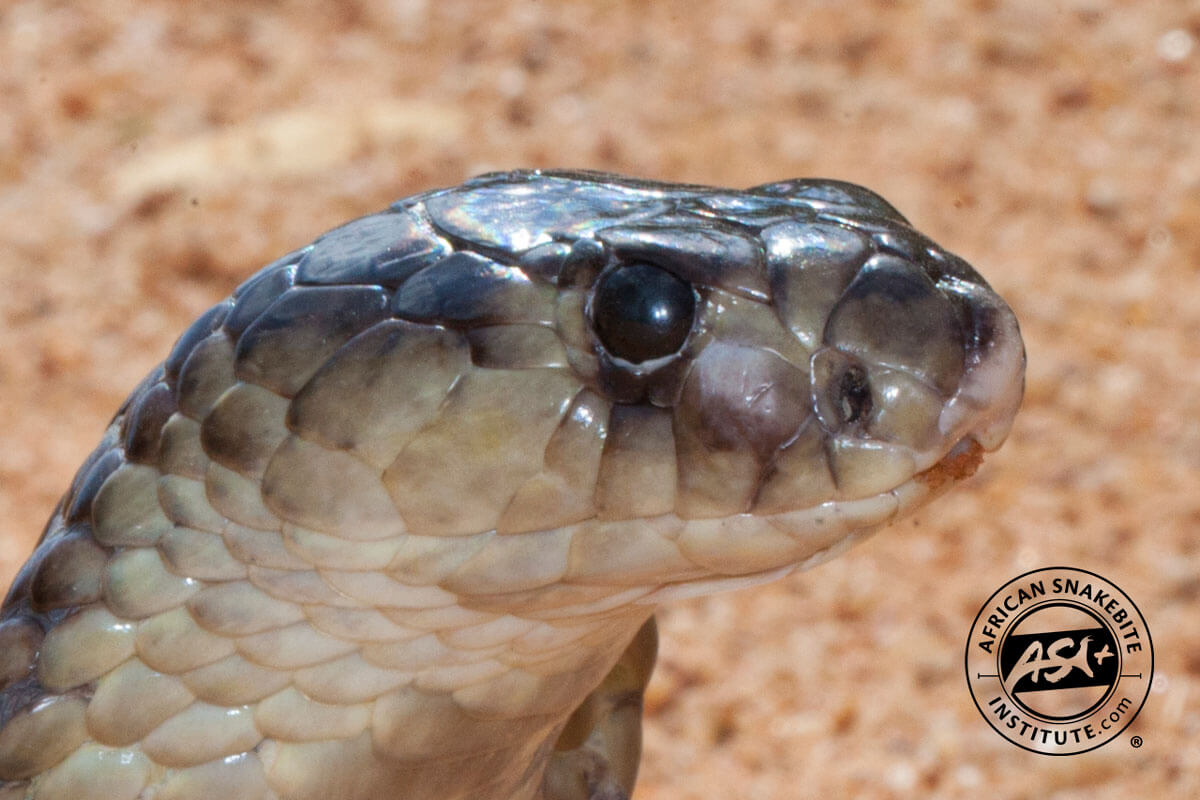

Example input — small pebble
[1157,29,1194,63]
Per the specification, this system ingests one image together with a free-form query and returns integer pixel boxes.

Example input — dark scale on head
[590,263,696,364]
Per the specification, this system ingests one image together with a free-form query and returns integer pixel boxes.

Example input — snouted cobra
[0,170,1025,800]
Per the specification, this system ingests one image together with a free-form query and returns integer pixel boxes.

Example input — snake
[0,170,1024,800]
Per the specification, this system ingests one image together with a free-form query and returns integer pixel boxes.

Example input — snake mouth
[640,433,993,602]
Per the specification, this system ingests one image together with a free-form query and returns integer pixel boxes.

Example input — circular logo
[965,567,1153,754]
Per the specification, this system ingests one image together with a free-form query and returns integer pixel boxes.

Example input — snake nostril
[811,348,875,434]
[836,366,873,425]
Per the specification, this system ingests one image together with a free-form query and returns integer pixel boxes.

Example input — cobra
[0,170,1024,800]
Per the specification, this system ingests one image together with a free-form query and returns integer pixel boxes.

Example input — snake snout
[936,279,1026,454]
[754,226,1025,513]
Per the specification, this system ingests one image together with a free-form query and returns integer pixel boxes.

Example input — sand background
[1,2,1197,798]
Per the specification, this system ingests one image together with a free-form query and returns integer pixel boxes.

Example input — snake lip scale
[0,170,1024,800]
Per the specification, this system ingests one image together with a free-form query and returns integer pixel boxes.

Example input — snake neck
[0,401,659,800]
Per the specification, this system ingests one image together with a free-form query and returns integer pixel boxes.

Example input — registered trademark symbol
[1131,736,1143,748]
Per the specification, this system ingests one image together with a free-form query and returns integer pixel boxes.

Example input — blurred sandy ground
[1,1,1197,797]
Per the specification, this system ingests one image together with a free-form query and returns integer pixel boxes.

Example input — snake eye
[592,263,696,363]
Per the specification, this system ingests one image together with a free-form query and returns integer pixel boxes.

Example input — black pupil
[592,263,695,363]
[838,366,872,424]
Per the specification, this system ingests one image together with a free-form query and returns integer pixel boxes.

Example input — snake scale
[0,170,1024,799]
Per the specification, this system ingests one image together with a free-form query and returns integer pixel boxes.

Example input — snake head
[383,170,1026,593]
